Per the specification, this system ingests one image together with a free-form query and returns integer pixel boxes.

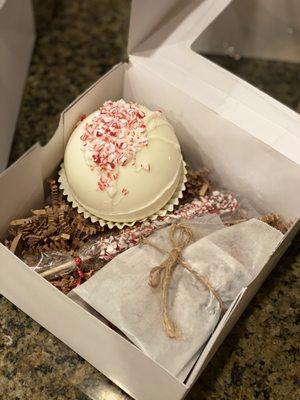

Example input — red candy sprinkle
[85,192,238,263]
[80,100,148,192]
[122,187,129,196]
[74,256,82,267]
[74,257,84,286]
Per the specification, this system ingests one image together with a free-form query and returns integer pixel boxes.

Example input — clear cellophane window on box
[191,0,300,112]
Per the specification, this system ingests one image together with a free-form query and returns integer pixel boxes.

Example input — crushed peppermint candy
[121,187,129,196]
[83,192,238,262]
[80,99,148,191]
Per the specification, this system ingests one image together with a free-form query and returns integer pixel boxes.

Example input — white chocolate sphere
[64,100,183,222]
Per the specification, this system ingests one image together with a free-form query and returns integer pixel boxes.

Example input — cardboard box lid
[0,0,35,171]
[128,0,232,54]
[128,0,300,166]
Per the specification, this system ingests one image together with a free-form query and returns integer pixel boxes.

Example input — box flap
[128,0,232,54]
[0,144,44,238]
[130,49,300,166]
[128,0,177,54]
[0,0,35,171]
[128,0,300,165]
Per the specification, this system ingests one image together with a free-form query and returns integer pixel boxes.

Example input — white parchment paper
[73,218,283,379]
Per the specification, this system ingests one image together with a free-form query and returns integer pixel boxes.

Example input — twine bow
[143,223,224,338]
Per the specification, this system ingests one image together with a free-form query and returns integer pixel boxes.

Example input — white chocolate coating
[64,103,183,222]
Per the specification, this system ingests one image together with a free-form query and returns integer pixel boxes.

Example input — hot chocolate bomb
[64,100,183,222]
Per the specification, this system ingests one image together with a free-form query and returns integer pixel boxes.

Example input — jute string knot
[143,223,224,339]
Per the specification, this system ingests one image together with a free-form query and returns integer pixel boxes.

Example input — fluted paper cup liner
[58,161,187,229]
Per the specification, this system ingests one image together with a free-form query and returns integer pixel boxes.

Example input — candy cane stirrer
[40,192,238,280]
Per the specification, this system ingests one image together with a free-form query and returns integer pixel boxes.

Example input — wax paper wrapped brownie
[62,99,185,224]
[72,218,283,380]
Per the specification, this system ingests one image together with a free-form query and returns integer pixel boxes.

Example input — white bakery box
[0,0,35,171]
[1,1,300,399]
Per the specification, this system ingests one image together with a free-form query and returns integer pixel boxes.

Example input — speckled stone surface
[1,1,300,399]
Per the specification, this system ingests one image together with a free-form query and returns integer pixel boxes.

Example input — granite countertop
[1,1,299,399]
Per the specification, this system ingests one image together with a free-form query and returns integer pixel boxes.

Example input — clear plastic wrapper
[29,252,75,278]
[28,193,238,280]
[27,189,265,282]
[220,192,262,224]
